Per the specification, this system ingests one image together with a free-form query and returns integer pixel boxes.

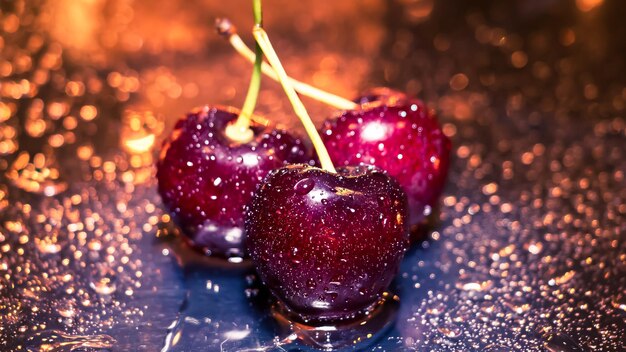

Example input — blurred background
[0,0,625,351]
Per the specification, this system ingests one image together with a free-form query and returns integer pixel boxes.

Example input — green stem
[253,28,337,173]
[239,0,263,120]
[253,0,262,26]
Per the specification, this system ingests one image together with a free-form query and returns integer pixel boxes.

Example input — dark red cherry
[157,105,311,258]
[321,91,451,230]
[245,164,409,322]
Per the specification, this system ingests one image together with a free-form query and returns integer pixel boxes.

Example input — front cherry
[246,164,409,322]
[321,90,451,230]
[157,105,310,258]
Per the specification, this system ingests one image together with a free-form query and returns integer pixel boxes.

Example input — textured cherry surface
[246,164,409,322]
[157,105,310,258]
[321,94,451,227]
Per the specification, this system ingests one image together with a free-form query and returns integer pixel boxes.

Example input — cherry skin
[321,88,451,231]
[245,164,409,323]
[157,105,311,258]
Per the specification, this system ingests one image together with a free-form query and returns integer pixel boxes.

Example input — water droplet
[484,345,511,352]
[549,270,576,286]
[89,267,117,295]
[437,323,462,339]
[244,288,259,298]
[479,301,495,314]
[426,302,447,316]
[6,152,68,195]
[543,332,586,352]
[57,300,77,318]
[524,240,543,254]
[35,236,63,254]
[0,301,22,325]
[455,277,493,292]
[498,244,516,257]
[294,178,315,195]
[87,239,102,251]
[504,297,530,314]
[610,294,626,312]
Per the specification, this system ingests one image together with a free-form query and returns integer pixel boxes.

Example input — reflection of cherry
[220,28,451,234]
[157,106,310,259]
[322,88,451,230]
[246,164,409,322]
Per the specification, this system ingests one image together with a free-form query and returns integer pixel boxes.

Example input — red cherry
[157,105,311,258]
[245,164,409,322]
[321,89,451,231]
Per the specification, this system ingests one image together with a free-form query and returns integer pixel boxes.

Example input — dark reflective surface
[1,0,625,351]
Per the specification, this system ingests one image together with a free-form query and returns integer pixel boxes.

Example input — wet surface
[1,0,625,350]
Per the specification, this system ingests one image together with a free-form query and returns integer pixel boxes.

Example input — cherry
[156,105,311,258]
[245,164,409,322]
[321,90,451,230]
[242,27,410,326]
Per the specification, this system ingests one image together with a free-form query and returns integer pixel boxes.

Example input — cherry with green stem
[156,0,311,260]
[245,24,410,324]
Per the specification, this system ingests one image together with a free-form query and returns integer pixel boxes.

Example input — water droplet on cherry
[293,178,315,195]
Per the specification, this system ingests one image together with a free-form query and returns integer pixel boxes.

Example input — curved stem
[216,19,357,111]
[253,27,336,173]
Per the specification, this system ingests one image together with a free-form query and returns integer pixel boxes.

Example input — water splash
[25,330,115,351]
[160,295,188,352]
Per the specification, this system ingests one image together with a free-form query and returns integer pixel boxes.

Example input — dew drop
[549,270,576,286]
[479,300,495,314]
[35,236,63,254]
[455,278,493,292]
[610,294,626,312]
[89,267,118,295]
[426,302,447,316]
[437,322,462,339]
[57,299,77,318]
[294,178,315,195]
[503,297,531,314]
[87,239,102,251]
[484,345,512,352]
[543,332,586,352]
